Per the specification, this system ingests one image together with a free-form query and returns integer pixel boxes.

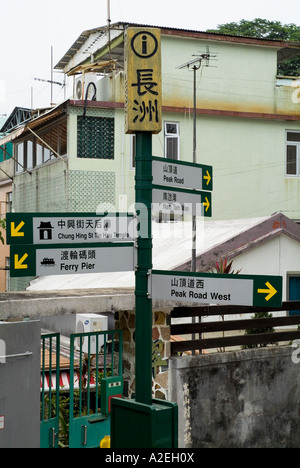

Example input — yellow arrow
[204,170,211,186]
[11,221,25,237]
[14,253,28,270]
[203,197,210,213]
[258,282,277,302]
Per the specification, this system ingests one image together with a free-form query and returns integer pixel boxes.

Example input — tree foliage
[207,18,300,76]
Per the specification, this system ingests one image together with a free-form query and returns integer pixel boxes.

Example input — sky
[0,0,300,117]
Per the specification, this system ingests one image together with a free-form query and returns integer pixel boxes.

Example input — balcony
[275,76,300,116]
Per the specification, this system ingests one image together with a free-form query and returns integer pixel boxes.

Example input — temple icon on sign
[38,222,54,241]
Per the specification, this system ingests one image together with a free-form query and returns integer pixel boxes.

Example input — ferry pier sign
[10,243,136,278]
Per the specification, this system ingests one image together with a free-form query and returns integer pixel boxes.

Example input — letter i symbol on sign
[142,35,148,55]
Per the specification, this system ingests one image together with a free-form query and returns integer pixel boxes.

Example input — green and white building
[1,22,300,221]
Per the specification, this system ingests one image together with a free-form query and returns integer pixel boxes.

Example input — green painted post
[135,132,153,405]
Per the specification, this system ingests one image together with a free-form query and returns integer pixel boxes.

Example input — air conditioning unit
[75,313,108,354]
[74,74,98,100]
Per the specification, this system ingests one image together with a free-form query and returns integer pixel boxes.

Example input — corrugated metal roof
[0,101,67,146]
[27,217,267,292]
[55,21,300,73]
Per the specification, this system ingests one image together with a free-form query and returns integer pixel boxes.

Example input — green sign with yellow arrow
[152,157,213,192]
[10,243,136,278]
[149,270,283,308]
[6,212,136,246]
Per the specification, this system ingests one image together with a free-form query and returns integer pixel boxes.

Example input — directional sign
[152,185,212,217]
[6,213,136,246]
[10,243,136,278]
[149,270,283,308]
[152,157,213,192]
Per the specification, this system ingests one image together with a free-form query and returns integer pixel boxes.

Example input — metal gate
[40,329,123,448]
[68,329,123,448]
[40,333,60,449]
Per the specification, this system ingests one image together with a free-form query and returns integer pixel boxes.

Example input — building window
[0,143,12,162]
[6,192,12,213]
[286,131,300,176]
[288,275,300,316]
[16,142,24,173]
[77,116,114,159]
[164,122,179,160]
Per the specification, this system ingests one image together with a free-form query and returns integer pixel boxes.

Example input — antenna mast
[107,0,112,63]
[178,48,217,272]
[178,48,217,354]
[33,46,66,107]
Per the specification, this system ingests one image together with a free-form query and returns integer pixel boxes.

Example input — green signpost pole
[135,132,153,405]
[110,27,178,449]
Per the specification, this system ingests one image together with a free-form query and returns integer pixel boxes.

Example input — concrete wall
[13,160,68,213]
[170,346,300,448]
[162,37,278,114]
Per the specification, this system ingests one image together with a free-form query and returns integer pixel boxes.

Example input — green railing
[40,333,60,449]
[69,329,123,448]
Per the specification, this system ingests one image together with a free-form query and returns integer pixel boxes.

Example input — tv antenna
[107,0,112,65]
[33,46,66,106]
[178,46,218,72]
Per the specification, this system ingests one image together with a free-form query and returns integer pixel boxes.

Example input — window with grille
[77,116,115,159]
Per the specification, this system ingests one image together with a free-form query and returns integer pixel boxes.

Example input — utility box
[111,398,178,448]
[75,314,108,353]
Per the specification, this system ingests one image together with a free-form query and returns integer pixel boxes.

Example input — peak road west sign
[149,270,283,308]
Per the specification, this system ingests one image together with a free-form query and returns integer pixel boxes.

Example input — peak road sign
[152,157,213,192]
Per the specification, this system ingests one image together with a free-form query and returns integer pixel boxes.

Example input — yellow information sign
[125,28,162,134]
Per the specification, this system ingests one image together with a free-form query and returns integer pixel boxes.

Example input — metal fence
[171,301,300,354]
